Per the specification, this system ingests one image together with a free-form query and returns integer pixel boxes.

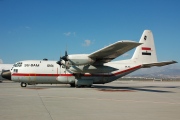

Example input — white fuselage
[11,60,142,85]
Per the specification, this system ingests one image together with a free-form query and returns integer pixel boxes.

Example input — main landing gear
[71,74,93,88]
[21,82,27,87]
[70,83,75,87]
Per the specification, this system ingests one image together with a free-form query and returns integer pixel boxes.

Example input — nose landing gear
[21,82,27,87]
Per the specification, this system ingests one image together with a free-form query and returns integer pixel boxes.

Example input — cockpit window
[13,62,22,67]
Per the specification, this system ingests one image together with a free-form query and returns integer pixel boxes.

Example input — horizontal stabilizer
[142,61,178,68]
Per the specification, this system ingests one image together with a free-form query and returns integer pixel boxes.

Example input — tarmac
[0,80,180,120]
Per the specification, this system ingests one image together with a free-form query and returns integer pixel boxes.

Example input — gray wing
[88,40,142,63]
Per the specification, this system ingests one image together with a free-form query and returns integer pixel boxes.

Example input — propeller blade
[65,50,68,57]
[57,53,63,66]
[61,50,68,61]
[57,50,69,69]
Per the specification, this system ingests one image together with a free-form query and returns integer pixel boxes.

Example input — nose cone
[1,70,11,80]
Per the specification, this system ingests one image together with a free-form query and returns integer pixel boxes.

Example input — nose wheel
[21,82,27,87]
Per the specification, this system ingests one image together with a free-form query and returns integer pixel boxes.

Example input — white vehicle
[0,63,13,80]
[2,30,177,87]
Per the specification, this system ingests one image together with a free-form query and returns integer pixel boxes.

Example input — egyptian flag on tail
[142,47,151,55]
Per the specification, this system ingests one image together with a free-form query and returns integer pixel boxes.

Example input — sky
[0,0,180,67]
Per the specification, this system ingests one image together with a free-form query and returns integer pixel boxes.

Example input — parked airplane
[0,63,13,80]
[2,30,177,87]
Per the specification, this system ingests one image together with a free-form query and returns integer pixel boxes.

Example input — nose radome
[1,70,11,80]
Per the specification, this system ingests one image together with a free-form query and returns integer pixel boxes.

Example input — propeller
[56,53,62,67]
[56,50,69,69]
[56,53,62,76]
[56,59,62,66]
[61,50,68,62]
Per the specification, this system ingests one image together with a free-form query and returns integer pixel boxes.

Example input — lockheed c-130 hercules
[2,30,177,87]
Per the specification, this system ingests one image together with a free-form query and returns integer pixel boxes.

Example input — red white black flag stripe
[142,47,151,55]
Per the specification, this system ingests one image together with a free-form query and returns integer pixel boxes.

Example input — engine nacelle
[67,54,95,65]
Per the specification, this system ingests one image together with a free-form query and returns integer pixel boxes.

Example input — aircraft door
[56,66,68,83]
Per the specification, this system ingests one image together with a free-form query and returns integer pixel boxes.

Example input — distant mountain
[127,64,180,78]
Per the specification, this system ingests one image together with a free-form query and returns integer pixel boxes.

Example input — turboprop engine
[68,54,95,65]
[57,51,95,69]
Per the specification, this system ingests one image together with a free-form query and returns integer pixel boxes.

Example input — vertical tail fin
[131,30,158,64]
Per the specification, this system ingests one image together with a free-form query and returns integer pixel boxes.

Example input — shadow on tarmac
[23,84,179,93]
[93,85,177,93]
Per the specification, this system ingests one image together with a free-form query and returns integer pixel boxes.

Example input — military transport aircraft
[2,30,177,87]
